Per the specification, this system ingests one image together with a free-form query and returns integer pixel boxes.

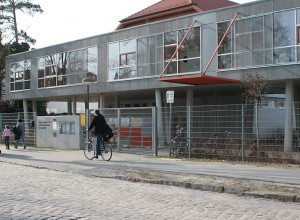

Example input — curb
[243,192,300,203]
[2,158,299,203]
[115,176,299,203]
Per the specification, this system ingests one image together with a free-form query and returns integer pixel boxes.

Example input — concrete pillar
[32,100,37,113]
[98,93,104,109]
[187,89,193,106]
[294,87,300,129]
[155,89,164,148]
[284,80,294,152]
[72,97,76,115]
[23,99,29,131]
[114,95,119,108]
[67,99,72,115]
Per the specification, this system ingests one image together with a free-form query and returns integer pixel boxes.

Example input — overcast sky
[18,0,255,49]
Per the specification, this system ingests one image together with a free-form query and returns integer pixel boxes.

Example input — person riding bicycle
[88,110,110,159]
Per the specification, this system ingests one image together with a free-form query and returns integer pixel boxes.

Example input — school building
[5,0,300,152]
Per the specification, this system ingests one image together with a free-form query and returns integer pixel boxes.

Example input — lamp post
[82,77,95,129]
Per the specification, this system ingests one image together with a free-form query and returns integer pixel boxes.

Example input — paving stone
[1,163,300,219]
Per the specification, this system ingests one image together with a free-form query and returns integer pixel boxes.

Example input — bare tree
[241,73,269,157]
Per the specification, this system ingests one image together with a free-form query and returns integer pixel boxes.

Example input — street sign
[166,90,174,103]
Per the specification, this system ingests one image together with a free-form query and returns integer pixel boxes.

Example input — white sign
[166,90,174,103]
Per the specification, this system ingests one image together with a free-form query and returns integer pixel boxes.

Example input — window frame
[10,60,31,91]
[119,52,136,66]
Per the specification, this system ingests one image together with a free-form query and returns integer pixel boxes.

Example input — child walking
[2,125,11,150]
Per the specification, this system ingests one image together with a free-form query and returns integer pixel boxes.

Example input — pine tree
[0,0,43,44]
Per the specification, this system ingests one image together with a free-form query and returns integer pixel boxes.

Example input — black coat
[88,114,110,135]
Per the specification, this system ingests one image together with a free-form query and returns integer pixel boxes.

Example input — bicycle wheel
[101,142,112,161]
[202,139,217,148]
[84,141,96,160]
[170,146,178,156]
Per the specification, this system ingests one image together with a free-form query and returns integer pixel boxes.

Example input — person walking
[2,125,11,149]
[88,110,110,159]
[14,119,26,149]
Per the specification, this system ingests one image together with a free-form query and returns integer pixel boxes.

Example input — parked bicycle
[84,131,112,161]
[202,131,238,149]
[170,124,189,156]
[170,137,189,156]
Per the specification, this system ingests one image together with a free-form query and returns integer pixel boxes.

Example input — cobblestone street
[1,162,300,220]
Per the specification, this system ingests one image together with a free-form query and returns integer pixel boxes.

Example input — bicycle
[170,136,189,156]
[202,131,238,149]
[84,131,112,161]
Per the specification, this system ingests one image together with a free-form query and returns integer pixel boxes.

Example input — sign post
[166,91,174,156]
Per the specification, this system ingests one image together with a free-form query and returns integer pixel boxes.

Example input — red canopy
[157,74,240,85]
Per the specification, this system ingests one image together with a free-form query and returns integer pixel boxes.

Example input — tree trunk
[12,0,19,44]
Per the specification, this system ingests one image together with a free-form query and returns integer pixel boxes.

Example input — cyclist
[88,110,110,159]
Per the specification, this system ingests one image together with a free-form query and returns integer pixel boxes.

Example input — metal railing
[0,112,36,146]
[92,103,300,163]
[4,104,299,163]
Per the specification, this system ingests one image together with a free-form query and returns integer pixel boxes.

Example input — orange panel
[131,127,142,137]
[131,137,142,146]
[121,127,130,137]
[143,136,152,147]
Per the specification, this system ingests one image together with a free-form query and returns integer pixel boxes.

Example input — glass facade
[163,27,201,75]
[108,26,201,80]
[10,60,31,91]
[108,39,137,80]
[9,6,300,93]
[38,46,97,88]
[137,35,164,78]
[218,9,299,69]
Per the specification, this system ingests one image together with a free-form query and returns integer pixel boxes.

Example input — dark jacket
[88,114,110,135]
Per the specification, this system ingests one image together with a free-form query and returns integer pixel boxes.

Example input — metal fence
[3,104,299,163]
[92,107,156,155]
[162,104,300,163]
[95,104,300,163]
[0,112,36,147]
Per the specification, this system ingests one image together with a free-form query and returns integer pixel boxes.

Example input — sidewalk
[1,146,300,203]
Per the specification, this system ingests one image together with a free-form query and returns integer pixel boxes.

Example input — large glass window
[297,9,300,62]
[218,9,298,69]
[10,60,31,91]
[217,21,233,69]
[108,26,200,81]
[109,35,165,80]
[235,16,264,68]
[137,35,163,77]
[119,39,136,79]
[108,39,137,80]
[297,26,300,45]
[38,46,98,88]
[273,10,295,48]
[164,26,201,75]
[273,10,296,64]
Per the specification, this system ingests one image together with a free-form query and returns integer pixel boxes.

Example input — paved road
[1,162,300,220]
[1,147,300,185]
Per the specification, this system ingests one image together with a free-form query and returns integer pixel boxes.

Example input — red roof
[121,0,237,22]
